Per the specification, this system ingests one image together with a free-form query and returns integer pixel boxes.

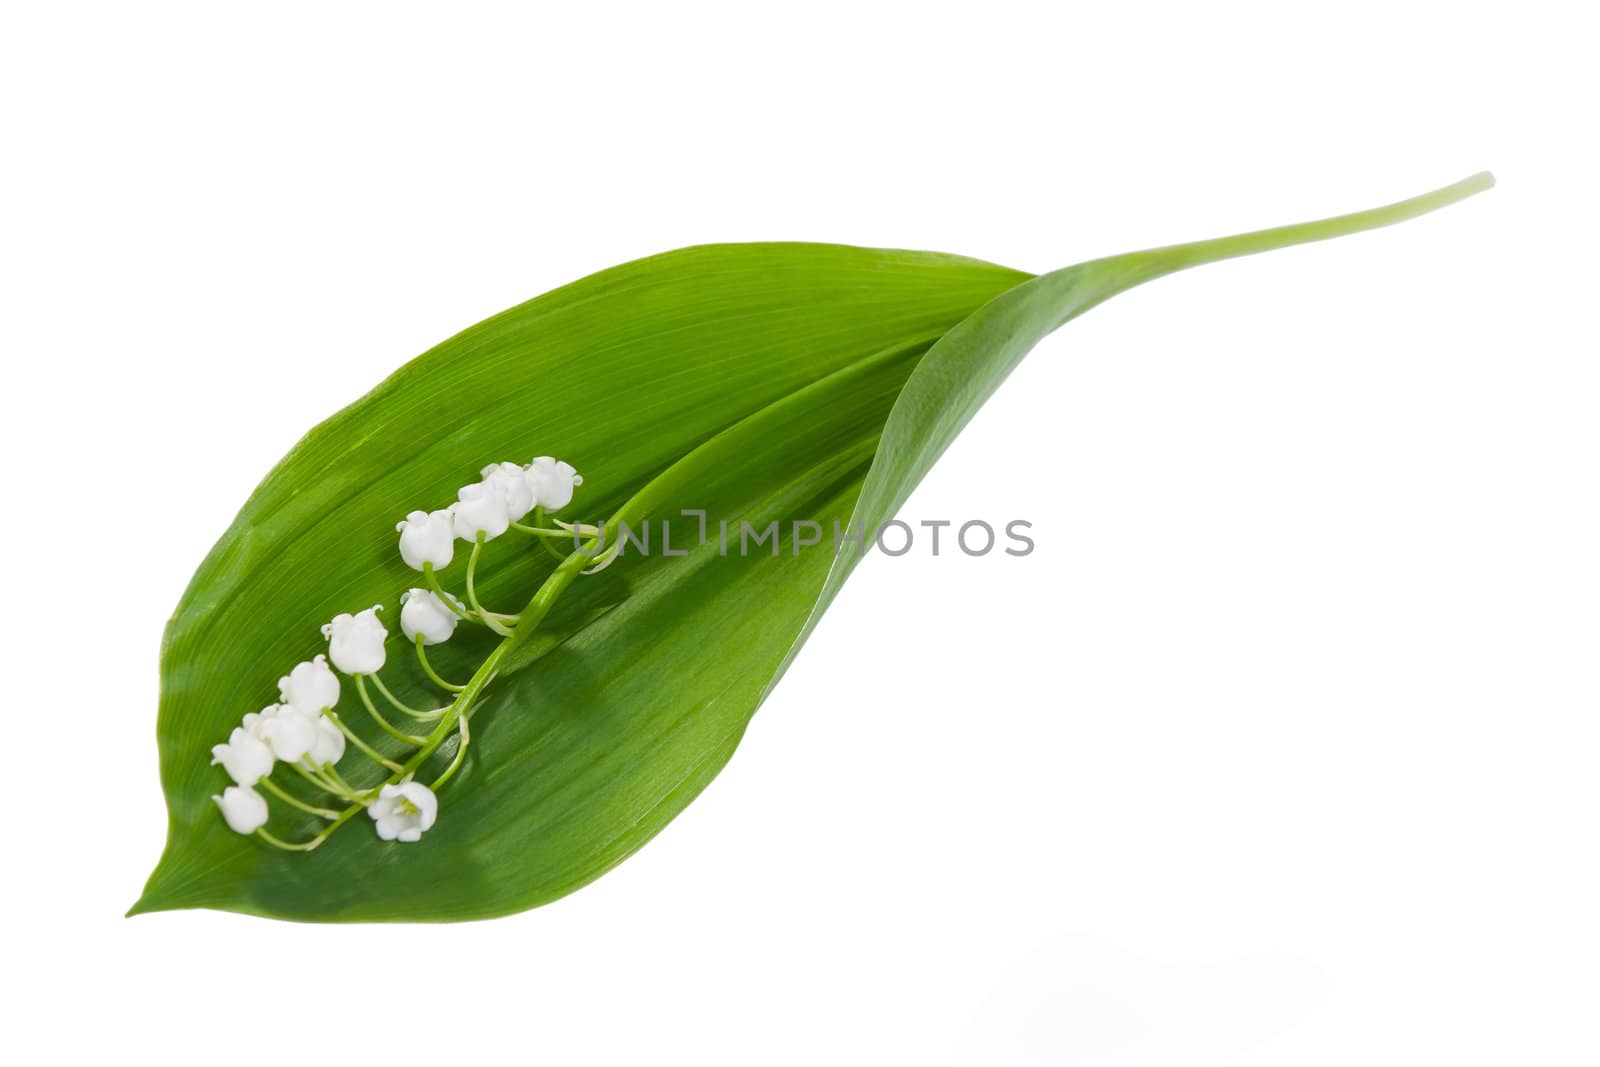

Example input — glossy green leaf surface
[134,174,1492,921]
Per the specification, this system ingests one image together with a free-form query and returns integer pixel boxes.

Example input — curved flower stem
[259,776,340,819]
[422,562,473,621]
[467,535,516,636]
[367,670,444,717]
[527,507,571,561]
[429,704,473,790]
[508,523,570,539]
[255,799,372,852]
[581,542,621,574]
[414,636,466,693]
[315,763,350,791]
[376,698,449,724]
[291,761,355,800]
[355,676,429,745]
[255,828,322,851]
[317,763,377,800]
[325,710,405,773]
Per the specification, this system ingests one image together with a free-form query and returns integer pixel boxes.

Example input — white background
[2,2,1596,1063]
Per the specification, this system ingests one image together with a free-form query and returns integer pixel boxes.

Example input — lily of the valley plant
[136,174,1493,921]
[209,457,588,849]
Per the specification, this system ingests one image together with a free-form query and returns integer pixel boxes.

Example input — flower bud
[277,654,340,713]
[213,785,269,834]
[400,588,463,646]
[524,456,583,511]
[322,606,387,675]
[481,461,535,522]
[452,482,510,542]
[396,509,456,571]
[210,726,274,787]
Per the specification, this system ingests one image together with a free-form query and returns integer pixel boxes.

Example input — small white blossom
[396,508,456,571]
[322,606,387,675]
[400,588,464,646]
[368,781,438,843]
[245,704,319,763]
[210,726,274,787]
[481,461,536,521]
[452,482,510,542]
[241,708,270,744]
[277,654,340,713]
[307,713,345,767]
[213,785,269,834]
[524,456,582,511]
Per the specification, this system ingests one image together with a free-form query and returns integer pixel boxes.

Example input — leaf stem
[1095,172,1496,295]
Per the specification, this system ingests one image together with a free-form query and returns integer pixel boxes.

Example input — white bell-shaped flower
[245,704,318,763]
[307,712,345,767]
[452,482,510,542]
[399,588,463,646]
[524,456,583,511]
[241,707,271,745]
[210,726,274,787]
[213,785,269,834]
[369,781,438,843]
[481,461,536,522]
[277,654,340,713]
[322,606,387,675]
[396,509,455,571]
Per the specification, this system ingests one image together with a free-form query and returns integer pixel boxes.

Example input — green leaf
[134,174,1492,921]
